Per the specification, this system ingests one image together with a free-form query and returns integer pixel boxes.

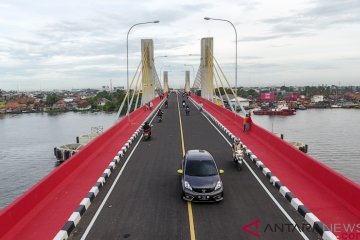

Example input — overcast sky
[0,0,359,90]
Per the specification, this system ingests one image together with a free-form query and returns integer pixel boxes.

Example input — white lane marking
[80,133,144,240]
[80,105,161,240]
[192,101,309,240]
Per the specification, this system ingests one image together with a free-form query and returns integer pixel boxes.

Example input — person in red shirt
[247,113,253,131]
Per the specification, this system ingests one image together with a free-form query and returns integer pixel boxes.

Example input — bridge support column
[184,70,190,93]
[200,37,214,101]
[163,71,169,93]
[141,39,155,105]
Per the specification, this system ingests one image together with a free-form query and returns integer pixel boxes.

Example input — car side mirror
[219,169,224,174]
[177,169,183,174]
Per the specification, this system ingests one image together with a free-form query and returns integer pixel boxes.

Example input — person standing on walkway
[243,114,249,132]
[247,113,253,131]
[199,102,203,112]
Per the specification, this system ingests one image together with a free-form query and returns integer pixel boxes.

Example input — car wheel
[181,191,187,201]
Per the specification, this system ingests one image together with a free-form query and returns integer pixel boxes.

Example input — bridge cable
[115,60,142,120]
[126,65,142,115]
[116,47,149,119]
[213,70,226,109]
[208,47,247,115]
[134,79,142,110]
[213,60,235,112]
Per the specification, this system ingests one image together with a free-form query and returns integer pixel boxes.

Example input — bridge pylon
[184,70,190,93]
[200,37,214,101]
[141,39,156,105]
[163,71,169,93]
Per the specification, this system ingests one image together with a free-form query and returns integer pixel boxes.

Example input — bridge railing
[192,95,360,221]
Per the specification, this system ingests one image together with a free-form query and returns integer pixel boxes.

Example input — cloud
[1,0,360,90]
[262,0,360,36]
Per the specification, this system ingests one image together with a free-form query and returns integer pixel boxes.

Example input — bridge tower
[163,71,169,93]
[141,39,155,105]
[184,70,190,93]
[200,37,214,100]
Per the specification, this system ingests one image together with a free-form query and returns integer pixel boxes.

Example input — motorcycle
[158,114,163,123]
[143,128,152,140]
[185,107,190,116]
[233,150,244,171]
[165,102,168,108]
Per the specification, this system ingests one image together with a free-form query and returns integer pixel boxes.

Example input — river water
[251,109,360,185]
[0,112,116,209]
[0,109,359,209]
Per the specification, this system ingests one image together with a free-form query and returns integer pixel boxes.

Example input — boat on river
[253,108,296,116]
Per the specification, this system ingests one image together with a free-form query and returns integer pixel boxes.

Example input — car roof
[185,150,214,161]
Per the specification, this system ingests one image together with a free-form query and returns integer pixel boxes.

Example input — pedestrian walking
[149,101,153,110]
[243,114,249,132]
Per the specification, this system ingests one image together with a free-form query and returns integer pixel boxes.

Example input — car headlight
[184,181,192,191]
[214,181,222,190]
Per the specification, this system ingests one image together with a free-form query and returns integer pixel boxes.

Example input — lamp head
[204,17,211,20]
[154,20,160,23]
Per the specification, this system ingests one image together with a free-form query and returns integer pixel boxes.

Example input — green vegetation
[237,88,260,99]
[46,93,61,105]
[0,101,5,109]
[88,90,129,113]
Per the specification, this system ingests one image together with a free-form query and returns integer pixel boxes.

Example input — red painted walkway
[193,95,360,238]
[0,98,160,240]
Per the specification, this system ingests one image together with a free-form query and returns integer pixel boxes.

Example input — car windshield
[185,160,218,177]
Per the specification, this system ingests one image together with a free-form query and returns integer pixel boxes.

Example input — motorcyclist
[142,121,151,136]
[157,109,163,122]
[182,100,186,108]
[165,100,168,108]
[185,105,190,115]
[232,138,243,161]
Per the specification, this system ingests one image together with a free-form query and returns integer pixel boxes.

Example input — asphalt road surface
[69,93,321,240]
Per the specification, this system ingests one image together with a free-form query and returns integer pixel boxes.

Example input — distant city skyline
[1,0,360,90]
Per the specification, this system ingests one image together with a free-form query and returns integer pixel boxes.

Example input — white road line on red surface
[193,102,310,240]
[80,105,161,240]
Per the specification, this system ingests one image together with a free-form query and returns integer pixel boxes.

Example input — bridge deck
[69,94,319,240]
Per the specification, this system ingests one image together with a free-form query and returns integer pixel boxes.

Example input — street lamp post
[204,17,238,89]
[126,20,159,117]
